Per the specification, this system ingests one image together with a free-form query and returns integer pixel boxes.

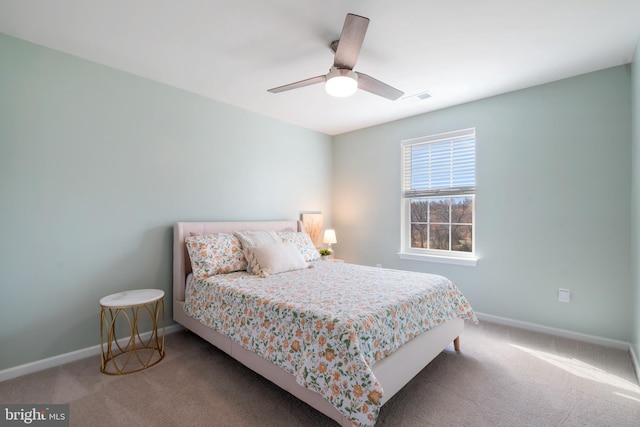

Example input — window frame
[399,128,478,266]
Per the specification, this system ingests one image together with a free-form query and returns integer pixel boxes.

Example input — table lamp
[323,229,337,255]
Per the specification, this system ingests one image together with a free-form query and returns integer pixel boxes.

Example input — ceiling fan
[267,13,404,100]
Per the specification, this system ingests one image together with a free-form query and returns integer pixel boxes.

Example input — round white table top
[100,289,164,307]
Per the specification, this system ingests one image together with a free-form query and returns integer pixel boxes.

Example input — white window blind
[402,128,476,198]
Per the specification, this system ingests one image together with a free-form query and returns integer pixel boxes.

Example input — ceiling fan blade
[333,13,369,69]
[267,75,326,93]
[356,72,404,100]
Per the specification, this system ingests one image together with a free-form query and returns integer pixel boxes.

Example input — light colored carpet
[1,321,639,426]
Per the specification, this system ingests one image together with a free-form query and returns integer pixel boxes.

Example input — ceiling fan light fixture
[325,68,358,97]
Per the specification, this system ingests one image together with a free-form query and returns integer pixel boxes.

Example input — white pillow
[234,230,280,272]
[244,242,309,277]
[234,230,280,247]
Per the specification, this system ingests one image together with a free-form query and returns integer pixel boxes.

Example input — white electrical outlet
[558,288,570,303]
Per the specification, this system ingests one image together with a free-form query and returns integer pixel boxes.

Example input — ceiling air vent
[403,91,432,102]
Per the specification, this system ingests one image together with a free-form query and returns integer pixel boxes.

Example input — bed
[173,220,476,426]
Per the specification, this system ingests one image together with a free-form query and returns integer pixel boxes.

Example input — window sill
[397,252,478,267]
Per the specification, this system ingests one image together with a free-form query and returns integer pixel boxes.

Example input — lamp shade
[325,68,358,97]
[323,229,337,244]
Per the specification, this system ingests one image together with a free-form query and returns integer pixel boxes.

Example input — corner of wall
[631,38,640,383]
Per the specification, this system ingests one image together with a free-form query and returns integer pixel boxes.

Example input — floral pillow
[185,233,247,279]
[277,231,320,261]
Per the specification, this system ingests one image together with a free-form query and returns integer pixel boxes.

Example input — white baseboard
[4,318,639,385]
[475,312,631,350]
[630,344,640,385]
[0,324,182,383]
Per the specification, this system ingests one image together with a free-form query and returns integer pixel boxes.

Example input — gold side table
[100,289,165,375]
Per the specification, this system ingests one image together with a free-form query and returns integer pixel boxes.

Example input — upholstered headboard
[172,220,303,302]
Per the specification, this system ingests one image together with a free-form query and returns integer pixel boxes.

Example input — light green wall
[333,66,633,341]
[1,30,636,373]
[0,34,332,371]
[632,40,640,364]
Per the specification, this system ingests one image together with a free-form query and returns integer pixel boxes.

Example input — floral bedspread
[184,261,476,426]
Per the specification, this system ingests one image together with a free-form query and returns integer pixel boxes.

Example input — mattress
[184,260,476,426]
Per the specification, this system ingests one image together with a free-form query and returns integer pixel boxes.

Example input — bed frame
[173,220,464,426]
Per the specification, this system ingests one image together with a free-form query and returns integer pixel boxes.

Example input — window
[400,128,476,264]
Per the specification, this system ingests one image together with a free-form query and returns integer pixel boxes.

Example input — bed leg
[453,336,460,352]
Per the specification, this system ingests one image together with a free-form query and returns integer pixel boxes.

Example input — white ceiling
[1,0,639,135]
